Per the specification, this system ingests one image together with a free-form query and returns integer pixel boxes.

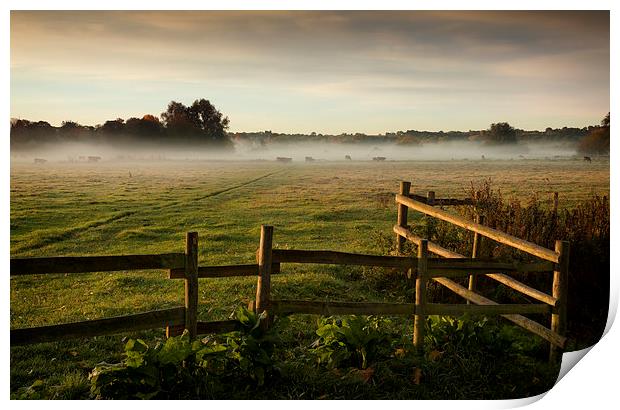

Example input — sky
[10,10,610,134]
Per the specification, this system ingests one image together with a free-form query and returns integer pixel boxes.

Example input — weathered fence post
[256,225,274,330]
[425,191,435,240]
[184,232,199,339]
[468,214,485,303]
[413,239,428,353]
[550,240,569,363]
[396,181,411,254]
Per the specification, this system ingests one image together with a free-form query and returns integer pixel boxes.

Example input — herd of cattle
[30,155,598,164]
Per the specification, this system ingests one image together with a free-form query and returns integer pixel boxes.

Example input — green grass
[10,158,609,398]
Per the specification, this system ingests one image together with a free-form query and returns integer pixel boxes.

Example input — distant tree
[161,99,231,145]
[160,101,196,138]
[602,112,610,127]
[481,122,518,144]
[101,118,125,135]
[578,113,610,155]
[142,114,161,125]
[396,134,421,145]
[59,120,89,142]
[125,115,164,138]
[187,99,230,143]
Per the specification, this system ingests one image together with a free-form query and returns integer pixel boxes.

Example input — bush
[89,307,279,399]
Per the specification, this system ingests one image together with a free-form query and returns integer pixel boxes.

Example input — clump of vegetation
[89,307,278,399]
[13,311,559,400]
[419,315,557,399]
[310,316,397,370]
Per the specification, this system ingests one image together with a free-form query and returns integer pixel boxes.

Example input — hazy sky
[10,11,609,134]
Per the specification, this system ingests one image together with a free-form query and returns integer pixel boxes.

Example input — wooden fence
[393,181,568,362]
[11,182,568,363]
[10,233,256,345]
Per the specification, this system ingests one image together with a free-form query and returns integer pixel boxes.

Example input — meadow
[10,158,610,399]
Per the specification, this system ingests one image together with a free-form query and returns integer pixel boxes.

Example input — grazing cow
[372,156,386,161]
[584,156,592,162]
[34,158,47,164]
[276,157,292,163]
[88,156,101,163]
[345,155,352,160]
[305,156,315,162]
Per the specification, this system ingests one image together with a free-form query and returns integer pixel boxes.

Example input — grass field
[10,158,610,398]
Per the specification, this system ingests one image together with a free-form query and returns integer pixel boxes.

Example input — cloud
[10,11,609,133]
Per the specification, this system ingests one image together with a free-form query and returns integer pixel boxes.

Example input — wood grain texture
[395,194,560,263]
[396,181,411,253]
[11,253,185,275]
[414,240,428,351]
[550,240,570,361]
[184,232,199,339]
[11,307,186,346]
[256,225,274,328]
[169,263,281,279]
[272,249,417,269]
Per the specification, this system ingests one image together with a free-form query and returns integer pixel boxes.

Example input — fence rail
[395,193,560,263]
[408,193,474,206]
[10,253,185,275]
[269,299,550,316]
[271,249,415,268]
[169,263,281,279]
[11,307,186,346]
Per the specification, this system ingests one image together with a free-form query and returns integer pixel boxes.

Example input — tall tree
[161,101,195,138]
[161,99,231,145]
[187,98,230,143]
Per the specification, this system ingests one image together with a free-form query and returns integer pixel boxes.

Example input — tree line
[11,99,609,155]
[11,99,232,149]
[231,118,608,154]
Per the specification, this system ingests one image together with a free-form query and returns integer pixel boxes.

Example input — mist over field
[9,139,580,164]
[232,140,578,161]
